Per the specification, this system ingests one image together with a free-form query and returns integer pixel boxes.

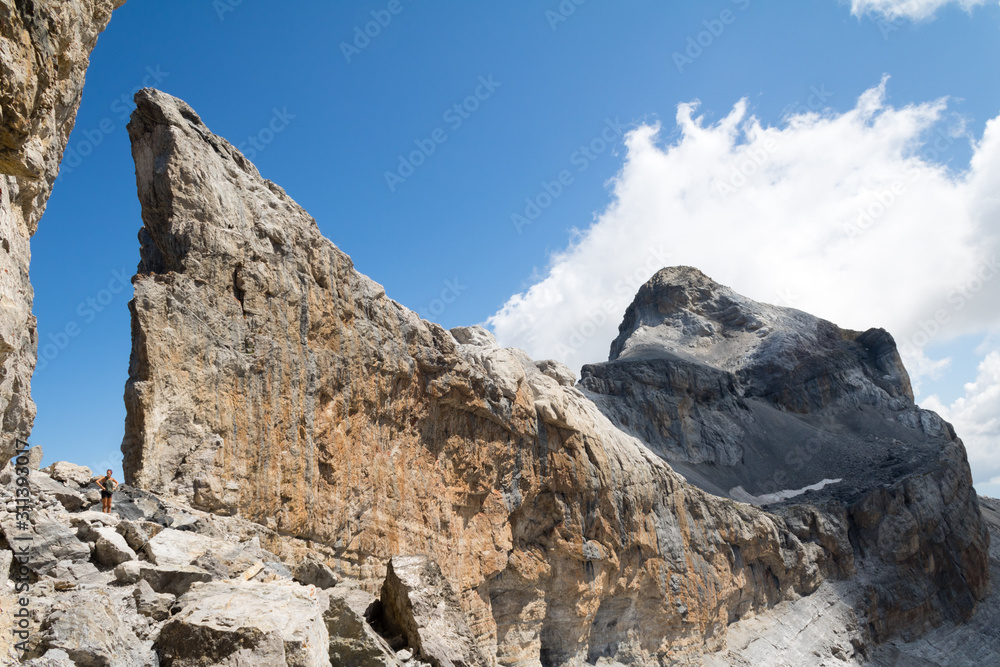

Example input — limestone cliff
[0,0,125,458]
[121,89,990,664]
[123,89,835,664]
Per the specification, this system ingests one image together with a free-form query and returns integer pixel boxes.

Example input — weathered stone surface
[31,470,86,511]
[44,462,94,487]
[155,580,331,666]
[121,88,839,664]
[0,511,90,576]
[28,590,156,666]
[580,266,991,635]
[114,560,213,596]
[0,0,126,459]
[294,556,339,590]
[25,445,44,469]
[132,579,174,621]
[93,525,137,566]
[379,555,488,667]
[324,585,401,666]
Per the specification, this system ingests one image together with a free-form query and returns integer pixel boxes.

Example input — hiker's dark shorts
[100,490,113,499]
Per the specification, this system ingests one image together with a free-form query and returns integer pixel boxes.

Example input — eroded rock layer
[121,90,990,664]
[0,0,125,457]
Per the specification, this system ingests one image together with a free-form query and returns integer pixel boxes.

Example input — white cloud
[923,352,1000,494]
[490,80,1000,378]
[850,0,993,21]
[488,80,1000,489]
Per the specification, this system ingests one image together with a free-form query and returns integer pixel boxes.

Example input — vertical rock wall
[0,0,125,458]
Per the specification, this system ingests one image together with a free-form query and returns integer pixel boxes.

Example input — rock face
[121,89,831,663]
[0,0,125,458]
[579,266,991,637]
[378,555,489,667]
[120,89,991,664]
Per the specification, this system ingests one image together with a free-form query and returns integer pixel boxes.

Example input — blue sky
[29,0,1000,494]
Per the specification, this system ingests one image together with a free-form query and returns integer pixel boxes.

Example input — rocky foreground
[0,457,996,666]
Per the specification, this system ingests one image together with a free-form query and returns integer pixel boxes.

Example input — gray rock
[116,519,161,552]
[25,446,44,470]
[93,526,136,566]
[379,555,488,667]
[30,471,86,512]
[47,559,102,589]
[43,462,94,488]
[0,514,91,576]
[325,585,400,666]
[293,557,339,590]
[114,561,213,596]
[132,579,174,621]
[154,580,331,666]
[31,590,156,666]
[21,649,78,667]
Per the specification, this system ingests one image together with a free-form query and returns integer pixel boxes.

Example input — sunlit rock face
[581,266,991,639]
[0,0,126,458]
[122,89,989,663]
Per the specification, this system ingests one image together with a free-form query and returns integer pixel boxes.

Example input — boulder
[31,590,156,666]
[48,560,100,586]
[325,585,401,666]
[132,579,174,621]
[30,472,85,512]
[0,514,91,576]
[293,557,339,590]
[93,526,137,566]
[25,446,44,470]
[116,519,162,552]
[379,555,488,667]
[114,561,213,596]
[43,462,94,488]
[154,580,331,666]
[21,649,77,667]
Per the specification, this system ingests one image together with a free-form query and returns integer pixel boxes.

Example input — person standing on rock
[96,469,118,513]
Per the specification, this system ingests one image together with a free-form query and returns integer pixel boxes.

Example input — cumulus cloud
[488,79,1000,490]
[924,352,1000,494]
[849,0,994,21]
